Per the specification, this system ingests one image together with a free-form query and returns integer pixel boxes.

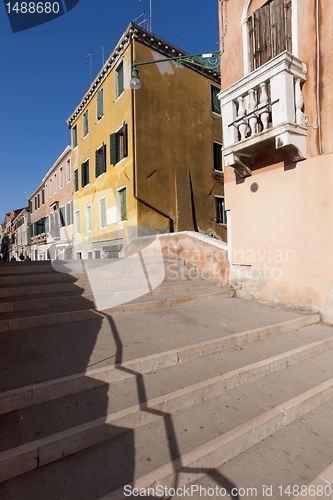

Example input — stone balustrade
[219,51,307,177]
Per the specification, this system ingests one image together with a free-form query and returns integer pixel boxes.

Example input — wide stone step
[171,405,333,500]
[0,328,331,479]
[0,314,321,415]
[0,289,234,332]
[0,280,222,314]
[2,349,333,497]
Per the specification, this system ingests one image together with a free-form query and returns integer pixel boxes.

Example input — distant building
[43,146,73,260]
[27,147,73,260]
[218,0,333,322]
[11,208,31,259]
[67,22,224,259]
[28,183,46,260]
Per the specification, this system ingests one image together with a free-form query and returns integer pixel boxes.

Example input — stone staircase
[0,258,233,333]
[1,261,333,500]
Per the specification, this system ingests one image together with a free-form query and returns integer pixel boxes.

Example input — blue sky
[0,0,220,219]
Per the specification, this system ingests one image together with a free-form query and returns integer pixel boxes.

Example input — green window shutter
[95,146,106,178]
[95,149,99,177]
[117,63,124,96]
[81,163,85,187]
[123,123,128,157]
[110,133,118,164]
[211,86,221,114]
[42,189,45,205]
[74,170,78,192]
[73,125,77,148]
[100,198,106,228]
[119,188,127,221]
[102,144,106,173]
[213,143,223,172]
[97,89,104,120]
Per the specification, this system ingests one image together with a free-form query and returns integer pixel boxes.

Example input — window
[249,0,292,71]
[95,144,106,177]
[34,196,37,211]
[115,61,124,98]
[54,173,57,193]
[37,193,40,209]
[211,85,221,114]
[213,142,223,172]
[117,186,127,222]
[50,211,60,238]
[66,159,71,183]
[66,201,73,226]
[99,197,107,229]
[42,189,45,205]
[45,184,48,202]
[72,124,78,148]
[110,123,128,165]
[49,179,52,198]
[86,204,92,232]
[75,210,81,234]
[83,110,89,137]
[59,167,63,189]
[214,196,227,224]
[97,88,104,120]
[60,206,66,228]
[81,159,90,187]
[74,168,79,192]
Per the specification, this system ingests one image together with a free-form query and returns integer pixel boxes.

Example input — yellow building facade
[67,23,225,259]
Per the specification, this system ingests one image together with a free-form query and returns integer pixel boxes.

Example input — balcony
[219,51,307,177]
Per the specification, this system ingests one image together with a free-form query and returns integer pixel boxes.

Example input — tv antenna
[138,0,152,32]
[85,52,92,85]
[96,45,105,66]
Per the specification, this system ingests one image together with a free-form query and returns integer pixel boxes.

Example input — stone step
[0,268,209,299]
[0,280,222,314]
[171,403,333,500]
[0,314,320,415]
[0,330,331,481]
[2,349,333,496]
[292,463,333,500]
[0,289,234,333]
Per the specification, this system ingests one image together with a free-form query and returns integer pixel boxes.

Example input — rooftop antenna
[138,0,152,32]
[96,45,105,66]
[85,52,92,85]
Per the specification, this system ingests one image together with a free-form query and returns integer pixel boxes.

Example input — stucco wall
[220,0,333,322]
[226,152,333,323]
[122,232,229,287]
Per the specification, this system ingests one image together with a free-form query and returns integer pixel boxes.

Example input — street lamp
[130,51,221,90]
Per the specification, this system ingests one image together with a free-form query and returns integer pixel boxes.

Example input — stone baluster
[259,82,270,130]
[237,96,247,141]
[248,89,258,136]
[295,78,306,126]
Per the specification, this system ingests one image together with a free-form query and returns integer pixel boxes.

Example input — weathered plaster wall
[226,153,333,323]
[122,232,230,287]
[134,42,226,240]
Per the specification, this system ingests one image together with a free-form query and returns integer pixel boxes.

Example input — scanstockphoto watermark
[233,247,296,266]
[123,484,259,497]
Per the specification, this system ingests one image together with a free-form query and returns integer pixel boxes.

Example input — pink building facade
[218,0,333,323]
[28,146,73,260]
[43,146,73,260]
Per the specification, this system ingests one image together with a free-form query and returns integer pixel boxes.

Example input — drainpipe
[130,39,174,234]
[315,0,323,155]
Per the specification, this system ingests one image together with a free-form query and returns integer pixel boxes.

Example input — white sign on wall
[107,206,117,225]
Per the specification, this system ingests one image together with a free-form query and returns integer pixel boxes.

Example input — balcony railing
[219,51,307,177]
